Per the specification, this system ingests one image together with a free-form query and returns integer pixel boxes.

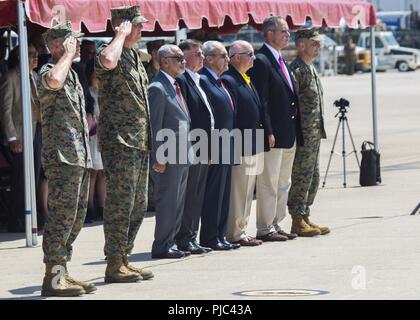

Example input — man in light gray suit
[149,44,192,259]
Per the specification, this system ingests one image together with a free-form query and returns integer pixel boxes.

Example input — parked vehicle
[357,31,420,72]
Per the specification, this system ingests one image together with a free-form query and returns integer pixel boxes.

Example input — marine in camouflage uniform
[96,6,153,283]
[288,28,330,236]
[39,21,95,297]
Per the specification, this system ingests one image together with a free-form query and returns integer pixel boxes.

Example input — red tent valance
[1,0,376,32]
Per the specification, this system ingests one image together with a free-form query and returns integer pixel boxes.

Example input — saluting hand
[115,20,133,38]
[63,36,77,58]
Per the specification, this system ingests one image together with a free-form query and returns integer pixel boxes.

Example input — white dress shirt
[186,68,214,131]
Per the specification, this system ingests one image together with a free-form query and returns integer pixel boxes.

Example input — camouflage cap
[42,20,84,44]
[295,28,323,42]
[111,5,148,24]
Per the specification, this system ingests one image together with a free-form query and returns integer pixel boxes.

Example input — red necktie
[217,79,234,111]
[174,81,189,115]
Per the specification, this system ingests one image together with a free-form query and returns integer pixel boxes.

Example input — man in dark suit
[198,41,239,251]
[222,40,285,246]
[175,40,214,254]
[248,16,307,241]
[149,44,192,259]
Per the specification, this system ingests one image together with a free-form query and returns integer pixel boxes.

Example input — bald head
[228,40,255,73]
[228,40,251,57]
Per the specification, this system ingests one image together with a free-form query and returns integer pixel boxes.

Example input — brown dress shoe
[256,232,288,242]
[246,236,263,245]
[234,238,261,246]
[277,230,298,240]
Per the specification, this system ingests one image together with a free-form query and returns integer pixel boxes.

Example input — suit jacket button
[291,116,295,119]
[291,102,295,106]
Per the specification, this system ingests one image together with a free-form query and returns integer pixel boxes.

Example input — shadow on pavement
[7,285,47,300]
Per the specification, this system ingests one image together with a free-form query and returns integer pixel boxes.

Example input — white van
[358,31,420,72]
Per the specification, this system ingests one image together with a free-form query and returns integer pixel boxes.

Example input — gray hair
[228,40,252,57]
[202,41,225,56]
[157,44,180,64]
[262,16,286,36]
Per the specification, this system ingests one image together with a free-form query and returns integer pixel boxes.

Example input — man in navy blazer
[248,16,304,242]
[175,40,214,254]
[149,44,192,259]
[222,40,286,246]
[198,41,239,251]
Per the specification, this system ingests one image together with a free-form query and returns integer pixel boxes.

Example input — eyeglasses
[206,53,229,59]
[28,52,38,59]
[230,51,255,58]
[165,55,186,62]
[189,51,204,57]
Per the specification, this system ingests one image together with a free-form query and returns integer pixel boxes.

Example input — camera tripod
[322,106,360,188]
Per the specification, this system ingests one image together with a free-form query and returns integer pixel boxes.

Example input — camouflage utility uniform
[96,43,151,258]
[40,63,92,265]
[287,56,326,217]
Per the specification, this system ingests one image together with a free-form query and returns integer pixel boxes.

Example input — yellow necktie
[240,72,252,88]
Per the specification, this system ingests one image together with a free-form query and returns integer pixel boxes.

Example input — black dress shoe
[152,249,185,259]
[178,243,205,255]
[197,244,213,253]
[179,250,191,257]
[203,242,231,251]
[222,240,240,249]
[191,241,212,253]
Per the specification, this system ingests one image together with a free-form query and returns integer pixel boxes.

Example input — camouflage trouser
[42,164,89,265]
[288,135,321,217]
[101,145,149,257]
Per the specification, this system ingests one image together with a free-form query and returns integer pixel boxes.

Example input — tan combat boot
[41,264,85,297]
[64,266,97,294]
[291,215,321,237]
[122,255,154,280]
[105,255,142,283]
[303,215,330,235]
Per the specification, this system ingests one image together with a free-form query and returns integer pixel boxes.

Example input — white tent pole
[370,26,379,152]
[17,0,38,247]
[7,27,12,58]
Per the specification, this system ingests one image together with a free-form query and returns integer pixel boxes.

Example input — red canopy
[1,0,376,32]
[0,0,18,28]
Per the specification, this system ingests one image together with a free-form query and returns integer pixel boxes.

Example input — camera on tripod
[334,98,350,112]
[322,97,360,188]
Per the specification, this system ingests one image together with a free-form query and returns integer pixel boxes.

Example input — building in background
[368,0,420,11]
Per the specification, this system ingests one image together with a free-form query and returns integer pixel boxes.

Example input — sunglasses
[165,55,186,62]
[230,51,255,58]
[207,53,229,59]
